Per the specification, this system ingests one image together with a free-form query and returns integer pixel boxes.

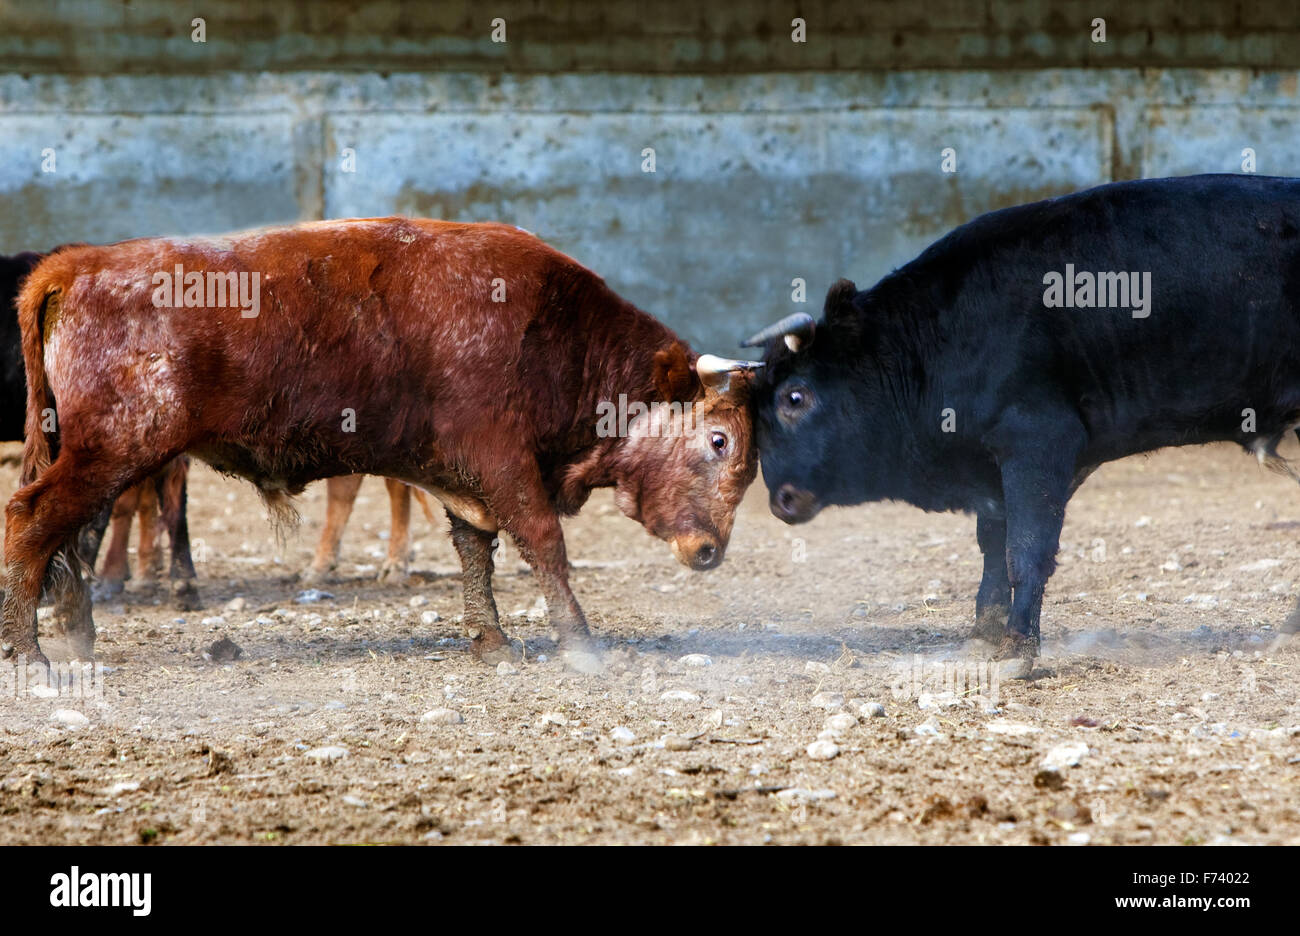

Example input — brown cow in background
[4,219,758,671]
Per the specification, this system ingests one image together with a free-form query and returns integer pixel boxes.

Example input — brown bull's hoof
[171,579,201,611]
[993,632,1039,680]
[469,629,521,665]
[1,641,50,669]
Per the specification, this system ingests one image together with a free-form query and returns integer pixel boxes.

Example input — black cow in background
[1,252,198,660]
[745,174,1300,675]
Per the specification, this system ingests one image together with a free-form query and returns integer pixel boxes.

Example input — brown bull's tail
[15,264,65,487]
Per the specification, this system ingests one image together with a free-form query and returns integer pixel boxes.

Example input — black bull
[746,174,1300,669]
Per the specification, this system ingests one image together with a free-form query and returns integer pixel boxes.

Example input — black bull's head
[743,278,891,524]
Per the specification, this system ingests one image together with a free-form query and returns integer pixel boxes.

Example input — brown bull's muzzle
[670,531,725,571]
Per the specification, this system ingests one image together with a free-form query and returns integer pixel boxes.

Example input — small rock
[224,596,247,613]
[986,719,1040,736]
[409,595,429,608]
[539,711,569,727]
[806,739,839,760]
[51,709,89,728]
[823,713,858,734]
[496,661,519,676]
[102,781,140,796]
[1042,741,1090,770]
[659,690,701,703]
[860,701,887,718]
[679,654,713,667]
[303,745,348,762]
[1067,832,1091,846]
[420,610,441,625]
[663,734,694,751]
[776,788,837,804]
[609,726,636,746]
[913,717,944,738]
[917,692,938,710]
[804,661,831,675]
[206,637,242,663]
[342,795,369,808]
[420,708,464,725]
[809,691,844,710]
[295,589,334,604]
[1034,769,1067,790]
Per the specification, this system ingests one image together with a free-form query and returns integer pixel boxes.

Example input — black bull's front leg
[980,409,1087,672]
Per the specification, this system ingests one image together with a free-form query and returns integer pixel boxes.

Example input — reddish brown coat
[3,219,756,668]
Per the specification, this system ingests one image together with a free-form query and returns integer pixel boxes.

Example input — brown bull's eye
[710,431,728,453]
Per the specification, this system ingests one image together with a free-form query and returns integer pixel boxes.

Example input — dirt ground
[0,440,1297,845]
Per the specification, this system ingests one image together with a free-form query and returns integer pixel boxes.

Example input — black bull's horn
[695,354,764,393]
[741,312,816,352]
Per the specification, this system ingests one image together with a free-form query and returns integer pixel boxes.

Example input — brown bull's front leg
[501,510,600,674]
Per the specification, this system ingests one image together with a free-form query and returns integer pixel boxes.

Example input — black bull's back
[944,174,1300,466]
[750,173,1300,668]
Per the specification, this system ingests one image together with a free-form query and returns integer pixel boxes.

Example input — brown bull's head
[609,342,760,571]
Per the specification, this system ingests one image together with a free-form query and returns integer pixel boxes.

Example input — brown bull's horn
[740,312,816,352]
[696,354,764,393]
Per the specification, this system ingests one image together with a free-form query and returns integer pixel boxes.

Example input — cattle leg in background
[155,458,198,607]
[380,477,411,582]
[97,481,142,594]
[305,475,440,584]
[305,475,364,583]
[91,458,198,608]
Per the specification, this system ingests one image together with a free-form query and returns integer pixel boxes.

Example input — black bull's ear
[822,278,859,324]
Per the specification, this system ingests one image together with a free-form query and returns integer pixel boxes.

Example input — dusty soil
[0,441,1297,845]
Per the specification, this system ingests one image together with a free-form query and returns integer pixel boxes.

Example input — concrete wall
[1,3,1298,351]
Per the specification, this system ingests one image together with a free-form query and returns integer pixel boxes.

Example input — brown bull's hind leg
[448,512,517,664]
[50,552,95,661]
[304,474,364,584]
[3,455,132,666]
[378,478,413,584]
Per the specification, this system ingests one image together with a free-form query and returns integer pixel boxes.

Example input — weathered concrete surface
[326,109,1109,345]
[2,1,1300,72]
[0,113,303,250]
[0,69,1296,350]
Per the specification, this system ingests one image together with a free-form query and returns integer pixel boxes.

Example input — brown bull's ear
[652,341,700,402]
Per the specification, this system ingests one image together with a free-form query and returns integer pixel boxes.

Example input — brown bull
[2,219,758,670]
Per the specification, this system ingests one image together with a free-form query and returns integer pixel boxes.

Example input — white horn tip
[784,335,802,352]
